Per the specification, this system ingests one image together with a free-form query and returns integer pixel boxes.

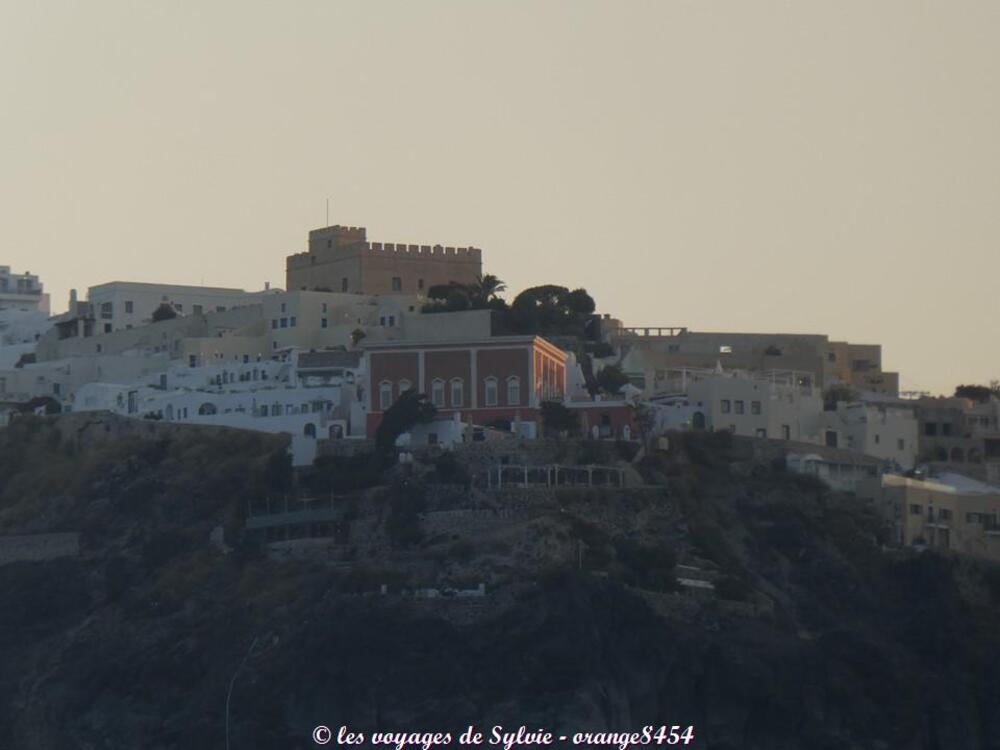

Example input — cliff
[0,417,999,749]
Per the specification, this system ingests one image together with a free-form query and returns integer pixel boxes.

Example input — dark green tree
[955,384,999,402]
[151,303,177,323]
[595,364,630,395]
[823,384,858,411]
[469,273,507,307]
[540,400,580,437]
[375,389,437,452]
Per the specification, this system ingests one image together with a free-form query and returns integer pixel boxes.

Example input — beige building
[648,367,824,441]
[914,396,1000,468]
[617,329,899,396]
[286,224,482,295]
[84,281,268,334]
[816,401,919,470]
[860,473,1000,561]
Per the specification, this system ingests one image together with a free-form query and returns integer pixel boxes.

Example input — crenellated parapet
[365,242,482,260]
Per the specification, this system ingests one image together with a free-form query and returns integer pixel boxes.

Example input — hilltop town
[2,225,1000,748]
[2,223,999,563]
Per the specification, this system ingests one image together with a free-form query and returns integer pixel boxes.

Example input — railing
[479,463,626,490]
[613,326,688,338]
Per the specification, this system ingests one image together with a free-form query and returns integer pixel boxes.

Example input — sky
[1,1,998,395]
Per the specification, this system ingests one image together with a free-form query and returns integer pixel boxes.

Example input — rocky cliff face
[1,417,999,750]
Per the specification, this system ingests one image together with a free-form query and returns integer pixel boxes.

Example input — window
[507,376,521,406]
[216,306,226,312]
[735,400,745,415]
[781,424,791,440]
[193,304,203,315]
[100,302,113,319]
[281,303,286,313]
[280,318,288,328]
[751,400,761,415]
[898,438,905,450]
[391,277,402,292]
[874,434,880,444]
[484,376,498,407]
[431,378,445,407]
[398,379,412,396]
[827,352,836,362]
[379,381,393,410]
[942,423,953,436]
[721,399,731,413]
[418,278,425,290]
[104,323,112,333]
[940,508,953,521]
[321,318,328,328]
[451,378,464,407]
[910,504,923,516]
[189,355,197,368]
[321,302,327,313]
[719,345,732,354]
[174,303,183,312]
[271,319,278,329]
[342,277,348,292]
[380,316,386,326]
[290,316,297,327]
[125,300,133,314]
[924,423,938,436]
[388,315,395,327]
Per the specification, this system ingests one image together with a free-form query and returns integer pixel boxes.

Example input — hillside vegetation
[0,417,999,749]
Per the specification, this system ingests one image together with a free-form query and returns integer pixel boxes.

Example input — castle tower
[285,224,483,295]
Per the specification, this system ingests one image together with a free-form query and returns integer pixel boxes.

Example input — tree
[350,328,367,347]
[955,384,1000,403]
[375,389,437,452]
[595,364,630,395]
[151,303,177,323]
[823,384,857,411]
[469,273,507,307]
[633,402,656,442]
[540,400,580,438]
[565,288,596,315]
[508,284,597,337]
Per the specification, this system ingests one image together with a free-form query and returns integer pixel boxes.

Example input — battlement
[366,242,482,259]
[308,225,367,240]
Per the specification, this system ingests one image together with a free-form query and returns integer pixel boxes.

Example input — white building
[814,402,919,470]
[85,281,271,334]
[647,367,824,441]
[70,348,366,439]
[0,308,52,347]
[0,267,49,313]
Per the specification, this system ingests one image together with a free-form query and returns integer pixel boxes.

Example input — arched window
[398,378,412,396]
[506,376,520,406]
[451,377,464,408]
[431,378,445,408]
[304,423,316,438]
[379,380,393,410]
[198,402,217,415]
[484,376,498,407]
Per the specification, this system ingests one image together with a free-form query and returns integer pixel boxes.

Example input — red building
[363,336,567,435]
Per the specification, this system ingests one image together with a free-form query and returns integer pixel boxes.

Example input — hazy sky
[2,1,998,395]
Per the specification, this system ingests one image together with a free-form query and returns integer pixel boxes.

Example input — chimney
[264,281,270,291]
